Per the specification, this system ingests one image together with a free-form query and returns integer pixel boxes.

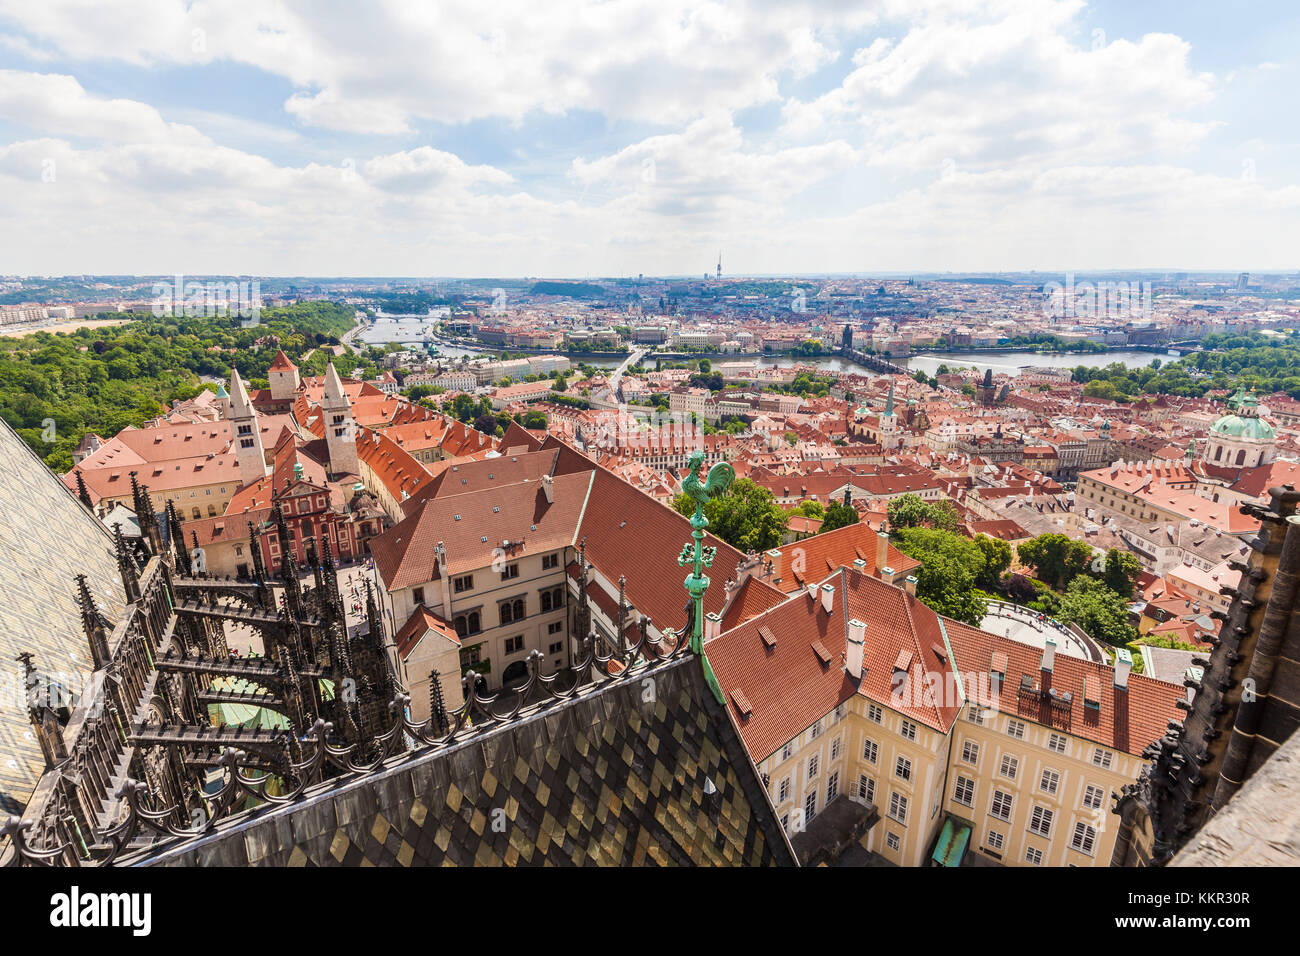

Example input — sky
[0,0,1297,277]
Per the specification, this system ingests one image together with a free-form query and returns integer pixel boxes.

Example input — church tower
[228,367,268,488]
[268,350,300,403]
[323,363,360,478]
[878,380,900,450]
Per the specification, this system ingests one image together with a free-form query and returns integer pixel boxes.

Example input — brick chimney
[904,574,918,596]
[541,474,554,504]
[704,611,722,642]
[876,530,889,571]
[1113,647,1132,752]
[1040,636,1056,699]
[846,618,866,679]
[821,583,835,614]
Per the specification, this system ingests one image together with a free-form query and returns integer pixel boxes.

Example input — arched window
[467,611,480,634]
[1236,449,1246,466]
[514,598,524,619]
[454,615,467,637]
[192,507,201,519]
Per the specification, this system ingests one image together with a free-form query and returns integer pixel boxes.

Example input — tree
[820,501,859,533]
[887,493,958,532]
[698,358,711,374]
[672,477,785,553]
[973,534,1012,590]
[1055,577,1138,646]
[792,500,824,519]
[1016,533,1095,590]
[1102,548,1142,600]
[893,527,989,626]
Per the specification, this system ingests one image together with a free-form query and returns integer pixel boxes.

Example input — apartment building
[706,566,1184,866]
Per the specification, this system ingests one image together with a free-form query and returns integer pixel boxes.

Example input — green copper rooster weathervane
[677,450,735,704]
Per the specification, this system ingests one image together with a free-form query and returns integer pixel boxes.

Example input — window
[1071,821,1097,856]
[862,739,878,764]
[501,563,519,581]
[953,775,975,807]
[1006,719,1025,739]
[499,598,525,625]
[1082,785,1105,811]
[453,574,474,593]
[990,790,1013,822]
[1040,769,1060,796]
[1092,748,1113,770]
[809,719,823,740]
[542,552,559,570]
[886,832,901,851]
[827,771,839,801]
[986,830,1004,851]
[781,741,794,762]
[1025,846,1043,866]
[831,737,842,760]
[413,587,425,605]
[547,621,563,635]
[807,755,819,779]
[1029,805,1054,838]
[804,790,818,821]
[868,703,883,723]
[858,775,874,803]
[895,756,912,782]
[961,740,979,764]
[778,777,791,803]
[999,755,1018,780]
[900,719,918,741]
[504,636,525,655]
[888,791,908,825]
[1048,733,1067,755]
[966,703,986,725]
[548,641,563,655]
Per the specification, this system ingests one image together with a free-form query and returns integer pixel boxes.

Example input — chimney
[1113,647,1131,688]
[704,611,722,642]
[1113,647,1132,752]
[1041,636,1056,673]
[904,574,918,596]
[821,583,835,614]
[541,474,554,503]
[807,583,819,602]
[876,531,889,570]
[880,565,894,584]
[846,618,866,679]
[852,558,867,573]
[765,548,782,582]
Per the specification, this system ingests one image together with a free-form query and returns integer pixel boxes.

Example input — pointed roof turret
[324,362,347,403]
[269,349,297,372]
[228,367,255,417]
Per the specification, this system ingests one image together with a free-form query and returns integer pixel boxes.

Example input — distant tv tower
[716,251,722,281]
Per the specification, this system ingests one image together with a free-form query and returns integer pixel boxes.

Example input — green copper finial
[677,450,735,701]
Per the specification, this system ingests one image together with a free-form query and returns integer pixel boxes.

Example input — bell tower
[323,363,360,478]
[228,367,268,488]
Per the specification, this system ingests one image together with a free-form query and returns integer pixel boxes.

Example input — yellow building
[707,567,1185,867]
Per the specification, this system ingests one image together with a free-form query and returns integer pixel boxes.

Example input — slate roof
[137,655,797,867]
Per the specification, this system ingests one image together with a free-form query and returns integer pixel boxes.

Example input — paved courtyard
[979,600,1103,662]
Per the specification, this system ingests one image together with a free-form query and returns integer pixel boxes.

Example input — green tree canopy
[893,527,989,626]
[887,492,959,532]
[973,534,1013,590]
[672,477,785,553]
[1016,533,1096,590]
[1055,576,1138,646]
[820,501,859,533]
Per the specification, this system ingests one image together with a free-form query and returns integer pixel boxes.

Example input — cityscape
[0,0,1293,934]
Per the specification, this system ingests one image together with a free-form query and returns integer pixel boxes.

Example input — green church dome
[1211,412,1276,441]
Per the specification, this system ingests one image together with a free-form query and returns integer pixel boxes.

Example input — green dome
[1211,413,1276,441]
